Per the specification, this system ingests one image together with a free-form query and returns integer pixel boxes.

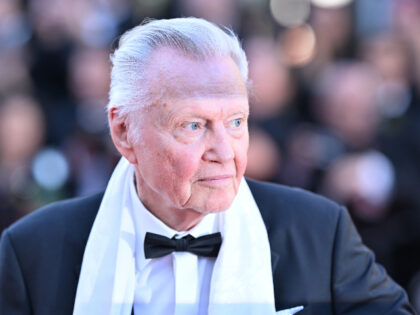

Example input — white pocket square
[276,305,304,314]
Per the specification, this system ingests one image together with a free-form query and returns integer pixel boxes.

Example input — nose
[202,124,234,163]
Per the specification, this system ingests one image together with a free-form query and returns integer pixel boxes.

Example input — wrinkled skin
[109,48,249,231]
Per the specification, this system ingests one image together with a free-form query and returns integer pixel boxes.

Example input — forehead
[146,48,248,101]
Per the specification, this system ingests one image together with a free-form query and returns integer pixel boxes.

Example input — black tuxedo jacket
[0,179,415,314]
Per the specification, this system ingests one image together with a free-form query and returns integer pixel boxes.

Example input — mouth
[198,175,234,186]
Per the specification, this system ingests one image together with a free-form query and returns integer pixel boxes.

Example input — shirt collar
[127,174,218,270]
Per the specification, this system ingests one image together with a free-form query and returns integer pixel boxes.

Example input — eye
[185,122,200,130]
[231,118,242,128]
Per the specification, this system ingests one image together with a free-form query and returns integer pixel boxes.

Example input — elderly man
[0,18,415,315]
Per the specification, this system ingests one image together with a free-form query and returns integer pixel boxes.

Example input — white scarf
[73,157,277,314]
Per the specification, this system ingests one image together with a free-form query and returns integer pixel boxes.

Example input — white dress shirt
[128,180,219,315]
[74,159,277,315]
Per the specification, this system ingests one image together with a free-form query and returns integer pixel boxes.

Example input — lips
[198,174,234,186]
[200,175,233,181]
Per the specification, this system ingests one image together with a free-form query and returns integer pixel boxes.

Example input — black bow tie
[144,232,222,259]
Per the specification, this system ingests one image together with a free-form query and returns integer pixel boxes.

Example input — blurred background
[0,0,420,310]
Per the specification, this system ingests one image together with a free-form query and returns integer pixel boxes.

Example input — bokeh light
[311,0,353,8]
[280,24,316,67]
[270,0,310,27]
[32,148,69,190]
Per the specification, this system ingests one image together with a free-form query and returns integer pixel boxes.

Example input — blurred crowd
[0,0,419,310]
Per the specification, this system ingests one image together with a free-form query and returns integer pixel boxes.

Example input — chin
[193,193,237,214]
[183,183,238,214]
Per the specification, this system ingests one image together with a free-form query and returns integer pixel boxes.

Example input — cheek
[155,144,204,202]
[142,149,172,184]
[133,132,174,189]
[170,147,202,184]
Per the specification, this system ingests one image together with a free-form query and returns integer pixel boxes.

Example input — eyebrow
[230,110,250,116]
[162,89,247,100]
[160,107,249,126]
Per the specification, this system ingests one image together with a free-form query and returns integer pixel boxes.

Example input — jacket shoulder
[0,193,104,315]
[246,178,343,232]
[3,193,103,245]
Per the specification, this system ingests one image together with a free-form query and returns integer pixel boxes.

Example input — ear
[108,107,138,164]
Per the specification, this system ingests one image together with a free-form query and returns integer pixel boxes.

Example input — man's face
[128,49,249,221]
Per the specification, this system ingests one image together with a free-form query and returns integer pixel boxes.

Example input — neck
[151,208,206,232]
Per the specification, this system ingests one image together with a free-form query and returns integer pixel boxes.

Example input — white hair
[107,17,248,115]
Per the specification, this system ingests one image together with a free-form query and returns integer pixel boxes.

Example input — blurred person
[0,0,31,50]
[28,0,132,145]
[28,0,72,49]
[0,17,415,315]
[394,0,420,106]
[322,151,395,223]
[64,0,130,48]
[361,31,420,208]
[245,127,282,182]
[308,61,404,210]
[321,151,394,269]
[0,95,45,232]
[280,123,345,190]
[29,0,128,49]
[394,0,420,42]
[0,50,32,95]
[361,33,413,119]
[321,148,420,288]
[174,0,240,30]
[246,36,294,121]
[244,36,297,182]
[69,47,110,135]
[314,61,381,150]
[239,2,276,39]
[0,95,45,198]
[280,62,380,190]
[303,6,355,81]
[63,130,117,197]
[311,63,420,290]
[28,0,77,145]
[360,33,420,214]
[65,47,116,197]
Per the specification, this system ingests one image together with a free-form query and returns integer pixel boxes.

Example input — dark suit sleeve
[0,230,31,315]
[331,206,415,314]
